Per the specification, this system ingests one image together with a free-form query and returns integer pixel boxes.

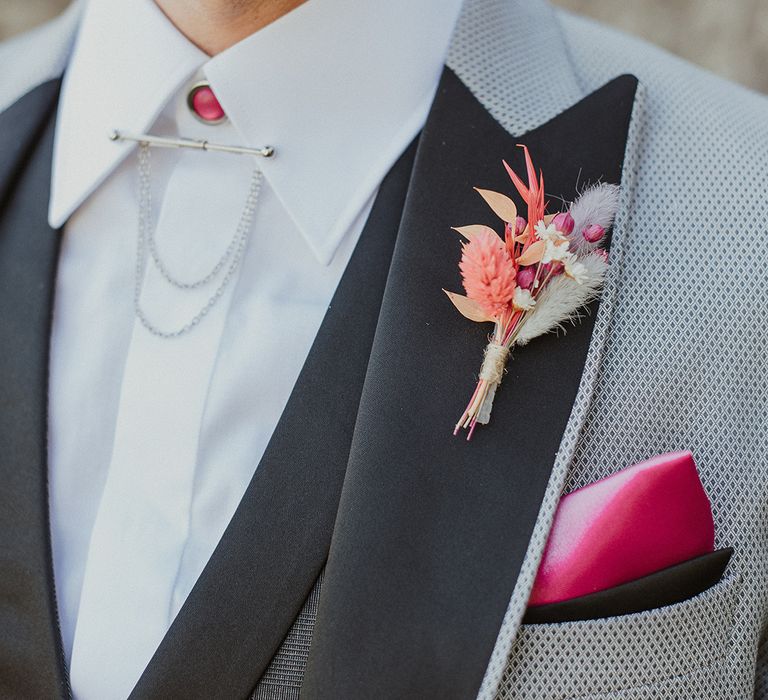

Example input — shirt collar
[51,0,463,265]
[49,0,207,229]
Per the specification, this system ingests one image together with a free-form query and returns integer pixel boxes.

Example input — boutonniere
[446,146,620,440]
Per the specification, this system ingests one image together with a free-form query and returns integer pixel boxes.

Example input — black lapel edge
[302,68,640,700]
[0,79,62,210]
[0,78,71,699]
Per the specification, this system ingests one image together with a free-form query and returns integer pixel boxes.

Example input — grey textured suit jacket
[1,0,766,698]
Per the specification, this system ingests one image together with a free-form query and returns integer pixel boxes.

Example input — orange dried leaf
[473,188,518,223]
[452,225,497,242]
[516,239,546,265]
[521,145,537,192]
[504,159,529,201]
[443,290,495,323]
[513,223,532,244]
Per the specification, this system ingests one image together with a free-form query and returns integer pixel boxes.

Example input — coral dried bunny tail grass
[460,227,517,318]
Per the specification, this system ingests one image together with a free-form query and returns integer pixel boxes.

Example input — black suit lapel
[0,79,71,699]
[302,69,639,699]
[130,141,418,699]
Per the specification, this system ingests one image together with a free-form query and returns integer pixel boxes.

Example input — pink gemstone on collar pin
[187,81,227,124]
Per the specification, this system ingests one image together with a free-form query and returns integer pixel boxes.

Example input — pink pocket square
[529,451,714,606]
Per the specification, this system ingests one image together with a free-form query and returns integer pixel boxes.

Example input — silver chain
[134,143,262,338]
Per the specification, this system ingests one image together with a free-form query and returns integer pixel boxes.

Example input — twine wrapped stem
[454,340,512,439]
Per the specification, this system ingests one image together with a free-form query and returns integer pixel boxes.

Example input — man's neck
[155,0,307,55]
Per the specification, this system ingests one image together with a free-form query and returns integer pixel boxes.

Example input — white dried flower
[535,221,567,243]
[542,239,570,264]
[563,255,589,285]
[513,287,536,311]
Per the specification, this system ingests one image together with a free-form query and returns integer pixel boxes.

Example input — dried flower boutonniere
[445,145,620,440]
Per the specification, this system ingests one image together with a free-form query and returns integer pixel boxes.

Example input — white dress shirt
[47,0,463,697]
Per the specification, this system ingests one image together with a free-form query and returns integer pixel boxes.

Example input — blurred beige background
[2,0,767,94]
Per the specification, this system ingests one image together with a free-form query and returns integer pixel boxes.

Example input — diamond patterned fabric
[250,575,323,700]
[499,574,741,697]
[477,7,768,700]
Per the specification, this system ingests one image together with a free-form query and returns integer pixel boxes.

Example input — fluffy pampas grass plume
[569,183,620,252]
[515,253,608,345]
